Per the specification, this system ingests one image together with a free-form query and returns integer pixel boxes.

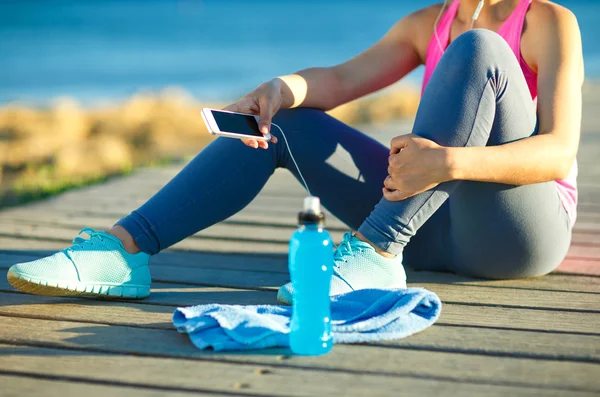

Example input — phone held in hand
[201,108,271,141]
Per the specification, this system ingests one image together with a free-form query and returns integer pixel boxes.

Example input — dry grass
[0,86,420,207]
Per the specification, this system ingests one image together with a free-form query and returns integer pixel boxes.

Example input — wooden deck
[0,119,599,396]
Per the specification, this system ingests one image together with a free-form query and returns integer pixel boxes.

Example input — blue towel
[173,287,442,351]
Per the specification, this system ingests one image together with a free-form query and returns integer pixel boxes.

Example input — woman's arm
[448,3,584,184]
[225,6,441,148]
[275,10,427,111]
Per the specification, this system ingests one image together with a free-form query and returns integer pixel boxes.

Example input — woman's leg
[117,108,389,254]
[9,108,393,299]
[359,29,571,279]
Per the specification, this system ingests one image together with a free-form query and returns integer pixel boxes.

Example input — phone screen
[212,111,263,137]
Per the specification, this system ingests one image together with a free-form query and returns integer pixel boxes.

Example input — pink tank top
[422,0,578,227]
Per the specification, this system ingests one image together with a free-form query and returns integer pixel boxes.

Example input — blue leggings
[117,30,572,279]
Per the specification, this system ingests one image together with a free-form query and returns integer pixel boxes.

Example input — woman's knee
[442,29,514,76]
[449,29,510,57]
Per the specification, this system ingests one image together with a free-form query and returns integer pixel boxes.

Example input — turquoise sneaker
[277,232,406,305]
[7,228,151,299]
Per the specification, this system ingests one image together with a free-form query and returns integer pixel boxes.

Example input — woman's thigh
[404,180,572,279]
[271,108,389,230]
[448,180,571,279]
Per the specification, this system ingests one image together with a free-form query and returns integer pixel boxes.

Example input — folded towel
[173,287,442,351]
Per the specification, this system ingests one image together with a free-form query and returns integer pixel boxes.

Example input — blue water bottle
[288,196,334,355]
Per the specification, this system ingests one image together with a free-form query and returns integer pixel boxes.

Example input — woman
[8,0,583,304]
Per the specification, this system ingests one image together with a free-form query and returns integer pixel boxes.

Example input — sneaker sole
[7,269,150,299]
[276,290,292,306]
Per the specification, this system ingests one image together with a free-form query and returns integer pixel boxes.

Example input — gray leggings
[118,30,572,279]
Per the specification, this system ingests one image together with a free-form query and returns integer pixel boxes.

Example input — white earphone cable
[471,0,485,29]
[434,0,485,53]
[434,0,448,53]
[270,122,311,197]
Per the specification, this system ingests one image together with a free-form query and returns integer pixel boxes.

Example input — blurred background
[0,0,598,206]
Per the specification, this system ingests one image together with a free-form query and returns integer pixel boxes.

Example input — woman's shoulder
[403,3,445,28]
[398,3,447,61]
[526,0,579,28]
[522,0,582,75]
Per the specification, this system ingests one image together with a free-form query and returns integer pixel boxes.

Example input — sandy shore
[0,87,420,206]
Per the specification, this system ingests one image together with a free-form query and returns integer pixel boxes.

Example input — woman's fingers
[224,88,280,150]
[242,138,259,149]
[222,103,240,112]
[383,175,397,190]
[255,96,278,148]
[382,187,406,201]
[258,96,273,136]
[241,138,269,150]
[242,139,268,149]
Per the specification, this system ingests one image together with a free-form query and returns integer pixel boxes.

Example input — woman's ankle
[354,232,396,259]
[108,225,141,254]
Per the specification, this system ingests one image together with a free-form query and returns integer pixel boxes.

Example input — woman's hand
[383,134,453,201]
[223,79,281,149]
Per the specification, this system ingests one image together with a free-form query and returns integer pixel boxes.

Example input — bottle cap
[298,196,325,226]
[303,196,321,214]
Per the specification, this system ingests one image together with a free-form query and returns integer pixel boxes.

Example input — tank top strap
[436,0,460,50]
[497,0,532,58]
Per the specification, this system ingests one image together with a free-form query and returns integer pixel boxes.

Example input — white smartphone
[201,108,271,141]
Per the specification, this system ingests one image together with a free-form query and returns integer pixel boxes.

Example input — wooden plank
[79,166,298,189]
[1,317,599,390]
[0,222,307,254]
[1,315,599,373]
[1,249,599,293]
[1,344,598,395]
[578,211,600,220]
[4,196,597,239]
[152,263,600,297]
[438,305,600,334]
[0,277,281,307]
[571,232,600,246]
[16,166,600,220]
[1,263,598,313]
[573,222,600,233]
[0,206,349,230]
[17,191,314,212]
[566,245,600,259]
[0,229,596,257]
[408,283,600,312]
[3,198,600,238]
[10,159,600,199]
[0,235,291,254]
[0,218,597,260]
[1,251,599,297]
[0,207,335,237]
[3,214,599,259]
[578,191,600,206]
[0,374,226,397]
[405,270,600,294]
[0,237,74,251]
[0,288,598,337]
[579,203,600,213]
[557,259,600,276]
[0,251,289,274]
